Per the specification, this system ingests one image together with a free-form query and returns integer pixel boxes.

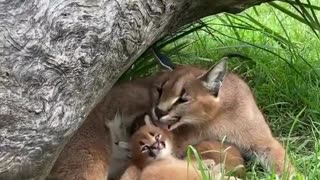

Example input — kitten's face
[131,125,172,168]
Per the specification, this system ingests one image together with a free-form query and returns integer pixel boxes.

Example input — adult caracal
[149,52,295,176]
[48,76,156,180]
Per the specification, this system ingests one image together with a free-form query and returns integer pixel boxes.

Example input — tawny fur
[47,107,111,180]
[118,165,140,180]
[150,63,295,175]
[120,118,241,180]
[194,140,245,178]
[49,59,295,179]
[48,75,156,180]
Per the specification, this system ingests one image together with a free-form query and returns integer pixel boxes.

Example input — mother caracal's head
[150,49,228,131]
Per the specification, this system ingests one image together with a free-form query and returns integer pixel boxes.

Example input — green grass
[122,0,320,179]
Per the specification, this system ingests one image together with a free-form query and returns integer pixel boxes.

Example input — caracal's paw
[202,159,217,169]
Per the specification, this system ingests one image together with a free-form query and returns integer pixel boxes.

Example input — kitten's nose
[154,142,164,150]
[153,141,165,150]
[155,107,168,118]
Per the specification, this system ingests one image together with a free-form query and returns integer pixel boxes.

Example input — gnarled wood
[0,0,271,179]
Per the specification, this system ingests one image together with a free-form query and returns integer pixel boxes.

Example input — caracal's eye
[141,145,149,152]
[177,88,189,104]
[177,96,188,104]
[156,87,162,97]
[149,132,155,136]
[139,141,145,146]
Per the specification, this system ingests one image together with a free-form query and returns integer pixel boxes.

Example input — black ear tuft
[151,46,175,71]
[199,57,228,97]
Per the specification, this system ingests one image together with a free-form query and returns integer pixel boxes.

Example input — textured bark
[0,0,271,179]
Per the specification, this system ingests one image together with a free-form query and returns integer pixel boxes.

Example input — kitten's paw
[118,141,130,150]
[115,141,132,159]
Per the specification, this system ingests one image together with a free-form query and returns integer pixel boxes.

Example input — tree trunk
[0,0,271,179]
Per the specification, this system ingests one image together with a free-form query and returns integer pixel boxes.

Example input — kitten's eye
[155,134,160,140]
[139,141,145,146]
[149,132,155,136]
[141,145,149,152]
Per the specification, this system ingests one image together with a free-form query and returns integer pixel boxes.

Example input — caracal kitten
[120,115,241,180]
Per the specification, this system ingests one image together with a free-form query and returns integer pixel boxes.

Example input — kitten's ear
[151,47,175,71]
[198,57,228,97]
[144,115,155,127]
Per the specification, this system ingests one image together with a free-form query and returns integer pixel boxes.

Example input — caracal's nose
[154,107,168,118]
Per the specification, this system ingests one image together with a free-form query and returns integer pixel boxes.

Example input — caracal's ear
[151,46,175,71]
[199,57,228,97]
[144,115,156,127]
